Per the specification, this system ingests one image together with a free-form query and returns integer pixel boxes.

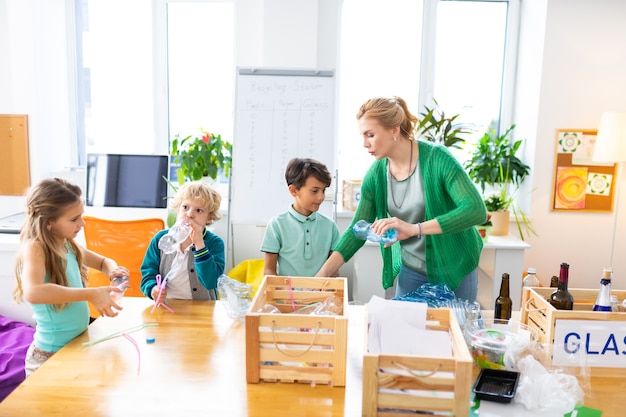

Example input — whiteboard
[229,68,337,226]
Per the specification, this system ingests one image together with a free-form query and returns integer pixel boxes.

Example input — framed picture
[551,129,617,212]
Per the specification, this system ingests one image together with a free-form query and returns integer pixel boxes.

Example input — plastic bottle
[158,221,192,254]
[110,276,130,302]
[523,267,540,288]
[549,263,574,310]
[592,267,613,312]
[352,219,397,244]
[494,273,512,321]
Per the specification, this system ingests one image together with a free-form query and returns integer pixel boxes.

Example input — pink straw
[122,333,141,376]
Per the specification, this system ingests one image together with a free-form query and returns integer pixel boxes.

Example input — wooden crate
[521,287,626,377]
[362,308,473,417]
[245,275,349,387]
[342,180,362,211]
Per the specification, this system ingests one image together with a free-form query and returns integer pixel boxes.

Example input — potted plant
[415,99,472,149]
[170,129,232,185]
[464,124,537,240]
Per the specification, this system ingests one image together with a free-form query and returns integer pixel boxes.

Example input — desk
[0,298,363,417]
[1,299,624,417]
[479,235,531,311]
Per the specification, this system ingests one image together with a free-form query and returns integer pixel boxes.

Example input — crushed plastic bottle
[352,219,397,244]
[110,275,130,302]
[158,221,192,254]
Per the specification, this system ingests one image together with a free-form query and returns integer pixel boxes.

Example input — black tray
[472,368,520,403]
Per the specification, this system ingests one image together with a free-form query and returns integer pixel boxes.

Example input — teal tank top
[31,244,90,352]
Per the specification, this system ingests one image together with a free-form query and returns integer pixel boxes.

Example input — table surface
[1,298,624,417]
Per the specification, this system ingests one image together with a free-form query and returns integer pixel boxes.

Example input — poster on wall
[551,129,617,212]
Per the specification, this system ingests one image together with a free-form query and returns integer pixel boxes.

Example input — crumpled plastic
[513,355,584,415]
[217,274,254,319]
[392,283,456,307]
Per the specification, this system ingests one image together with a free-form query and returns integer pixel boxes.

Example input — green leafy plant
[464,124,537,240]
[464,124,530,193]
[415,99,472,149]
[170,130,232,185]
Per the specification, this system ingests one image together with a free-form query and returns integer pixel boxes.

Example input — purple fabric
[0,315,34,402]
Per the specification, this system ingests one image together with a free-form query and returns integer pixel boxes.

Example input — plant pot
[489,211,509,236]
[476,225,491,243]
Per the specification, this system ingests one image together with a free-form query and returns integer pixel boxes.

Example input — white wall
[517,0,626,289]
[1,0,626,297]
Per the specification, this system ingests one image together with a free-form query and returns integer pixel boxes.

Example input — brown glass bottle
[549,263,574,310]
[494,273,512,321]
[550,275,558,288]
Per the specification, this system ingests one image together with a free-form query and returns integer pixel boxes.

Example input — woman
[316,96,486,301]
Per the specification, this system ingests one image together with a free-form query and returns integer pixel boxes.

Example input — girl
[14,178,129,376]
[140,181,225,302]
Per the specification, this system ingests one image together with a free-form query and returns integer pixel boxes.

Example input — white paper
[367,296,451,356]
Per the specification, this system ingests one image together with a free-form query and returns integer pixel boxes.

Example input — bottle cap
[146,336,156,344]
[527,267,536,274]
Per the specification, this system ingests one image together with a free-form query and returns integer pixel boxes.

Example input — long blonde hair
[14,178,87,310]
[356,96,418,141]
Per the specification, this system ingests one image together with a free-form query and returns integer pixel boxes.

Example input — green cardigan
[335,140,487,290]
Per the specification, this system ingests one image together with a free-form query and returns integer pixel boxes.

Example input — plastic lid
[527,267,536,274]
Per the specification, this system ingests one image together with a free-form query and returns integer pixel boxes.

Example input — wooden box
[521,287,626,377]
[245,275,349,387]
[342,180,362,211]
[362,308,473,416]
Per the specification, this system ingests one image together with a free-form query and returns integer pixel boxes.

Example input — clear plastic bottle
[592,267,613,312]
[158,221,192,254]
[110,275,130,302]
[352,219,397,244]
[523,267,540,288]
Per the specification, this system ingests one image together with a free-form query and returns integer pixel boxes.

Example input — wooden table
[1,298,625,416]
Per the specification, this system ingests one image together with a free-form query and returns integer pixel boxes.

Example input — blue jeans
[395,265,478,302]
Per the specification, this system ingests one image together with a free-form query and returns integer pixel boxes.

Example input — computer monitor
[86,153,169,208]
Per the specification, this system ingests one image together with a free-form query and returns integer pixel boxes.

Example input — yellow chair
[226,259,265,296]
[83,216,165,317]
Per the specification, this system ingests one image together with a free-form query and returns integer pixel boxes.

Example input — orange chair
[82,216,165,317]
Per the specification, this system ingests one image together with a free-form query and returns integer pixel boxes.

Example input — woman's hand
[372,217,420,246]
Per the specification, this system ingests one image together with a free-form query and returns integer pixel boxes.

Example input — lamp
[592,111,626,268]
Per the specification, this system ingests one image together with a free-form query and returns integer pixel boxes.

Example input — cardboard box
[362,308,473,416]
[521,287,626,377]
[245,275,349,386]
[342,180,362,211]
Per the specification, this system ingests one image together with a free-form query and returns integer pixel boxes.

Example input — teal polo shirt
[261,205,340,277]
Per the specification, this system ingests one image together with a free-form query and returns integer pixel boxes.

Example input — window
[74,0,235,171]
[337,0,517,181]
[75,0,159,160]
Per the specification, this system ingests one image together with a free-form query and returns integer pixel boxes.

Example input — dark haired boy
[261,158,339,276]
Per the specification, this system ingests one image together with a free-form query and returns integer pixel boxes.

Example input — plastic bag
[513,354,584,415]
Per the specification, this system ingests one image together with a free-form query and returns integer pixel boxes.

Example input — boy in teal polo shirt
[261,158,339,277]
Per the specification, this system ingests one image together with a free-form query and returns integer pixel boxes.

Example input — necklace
[389,141,414,209]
